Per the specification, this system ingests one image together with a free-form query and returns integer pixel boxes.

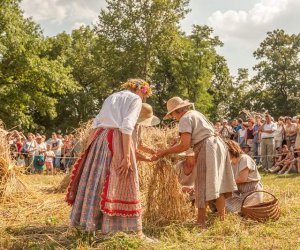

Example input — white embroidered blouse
[92,90,142,135]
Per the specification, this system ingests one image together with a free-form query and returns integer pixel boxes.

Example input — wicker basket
[241,190,280,222]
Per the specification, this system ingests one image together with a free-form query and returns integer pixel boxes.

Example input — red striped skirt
[66,128,142,233]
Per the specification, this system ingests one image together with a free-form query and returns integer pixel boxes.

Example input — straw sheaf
[139,126,193,226]
[0,124,26,201]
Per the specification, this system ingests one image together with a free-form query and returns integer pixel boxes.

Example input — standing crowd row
[215,115,300,173]
[7,131,81,174]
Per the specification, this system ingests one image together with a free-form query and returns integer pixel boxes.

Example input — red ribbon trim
[100,130,141,216]
[65,128,104,205]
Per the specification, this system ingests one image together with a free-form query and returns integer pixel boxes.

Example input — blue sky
[21,0,300,77]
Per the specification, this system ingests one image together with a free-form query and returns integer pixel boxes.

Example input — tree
[151,25,228,118]
[43,27,113,132]
[95,0,190,82]
[0,0,77,131]
[208,55,233,120]
[253,29,300,117]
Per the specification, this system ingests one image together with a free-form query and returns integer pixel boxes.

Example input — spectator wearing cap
[220,119,233,141]
[259,114,277,171]
[253,115,262,165]
[33,135,46,174]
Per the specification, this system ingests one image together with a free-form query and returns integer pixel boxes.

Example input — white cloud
[21,0,105,24]
[207,0,300,75]
[72,22,86,30]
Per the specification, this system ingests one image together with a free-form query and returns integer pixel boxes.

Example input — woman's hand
[182,186,195,194]
[156,150,167,159]
[116,157,132,177]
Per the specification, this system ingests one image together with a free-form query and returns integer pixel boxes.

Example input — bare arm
[235,168,250,184]
[137,142,156,154]
[157,133,191,158]
[136,151,151,162]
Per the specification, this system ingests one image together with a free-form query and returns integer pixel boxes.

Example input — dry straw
[140,126,192,226]
[56,122,192,226]
[0,121,26,201]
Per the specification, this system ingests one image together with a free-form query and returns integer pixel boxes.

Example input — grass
[0,173,300,250]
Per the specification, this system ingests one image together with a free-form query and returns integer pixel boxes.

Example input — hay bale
[140,127,192,226]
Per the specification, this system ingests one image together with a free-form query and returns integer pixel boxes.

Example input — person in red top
[15,135,23,153]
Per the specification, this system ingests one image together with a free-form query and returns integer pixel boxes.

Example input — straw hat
[137,103,160,127]
[178,148,195,157]
[163,97,193,120]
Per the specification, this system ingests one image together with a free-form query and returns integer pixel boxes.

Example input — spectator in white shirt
[274,117,285,149]
[259,114,277,171]
[50,132,63,174]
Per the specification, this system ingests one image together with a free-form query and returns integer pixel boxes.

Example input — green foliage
[252,29,300,117]
[0,0,77,130]
[1,0,299,131]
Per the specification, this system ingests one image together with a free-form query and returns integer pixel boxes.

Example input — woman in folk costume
[65,79,152,236]
[156,97,236,227]
[225,140,263,213]
[134,103,160,162]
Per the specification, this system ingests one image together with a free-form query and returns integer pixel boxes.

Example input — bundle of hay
[0,124,26,200]
[55,120,93,193]
[140,127,192,226]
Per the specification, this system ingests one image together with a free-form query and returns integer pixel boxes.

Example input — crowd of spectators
[5,113,300,176]
[215,114,300,174]
[7,131,81,175]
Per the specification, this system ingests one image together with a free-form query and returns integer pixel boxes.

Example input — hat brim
[137,116,160,127]
[163,102,193,120]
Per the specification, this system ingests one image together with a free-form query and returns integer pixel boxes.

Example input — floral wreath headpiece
[121,78,152,97]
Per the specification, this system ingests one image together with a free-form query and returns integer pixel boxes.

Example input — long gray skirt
[194,136,237,208]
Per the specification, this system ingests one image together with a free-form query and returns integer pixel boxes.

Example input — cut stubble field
[0,173,300,250]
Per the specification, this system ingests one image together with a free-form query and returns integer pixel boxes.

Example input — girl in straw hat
[156,97,236,227]
[134,103,160,162]
[66,79,152,237]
